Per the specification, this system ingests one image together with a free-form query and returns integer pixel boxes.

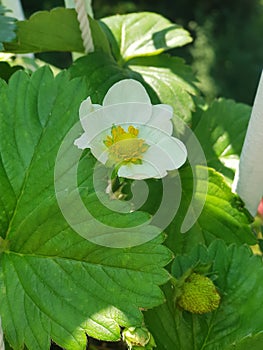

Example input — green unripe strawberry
[178,273,220,314]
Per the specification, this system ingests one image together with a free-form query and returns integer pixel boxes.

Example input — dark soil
[51,338,127,349]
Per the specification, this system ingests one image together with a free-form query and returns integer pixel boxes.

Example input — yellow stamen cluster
[104,125,149,166]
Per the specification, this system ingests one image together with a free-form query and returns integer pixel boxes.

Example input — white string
[233,70,263,215]
[0,317,5,350]
[74,0,94,54]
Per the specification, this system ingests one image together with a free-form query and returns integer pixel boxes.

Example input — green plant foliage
[0,5,16,50]
[163,166,255,255]
[69,53,198,123]
[100,12,192,62]
[3,8,83,53]
[69,52,138,103]
[0,3,261,350]
[225,332,263,350]
[192,99,251,180]
[3,8,110,54]
[3,9,198,123]
[128,55,198,123]
[0,67,172,350]
[144,240,263,350]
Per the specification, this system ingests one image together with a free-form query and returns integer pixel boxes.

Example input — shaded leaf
[0,61,23,81]
[69,52,139,103]
[226,332,263,350]
[145,240,263,350]
[192,99,251,180]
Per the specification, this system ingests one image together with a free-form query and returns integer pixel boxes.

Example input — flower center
[104,125,149,166]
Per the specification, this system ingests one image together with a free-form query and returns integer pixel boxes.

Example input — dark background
[20,0,263,105]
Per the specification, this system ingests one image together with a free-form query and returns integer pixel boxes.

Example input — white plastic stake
[74,0,94,53]
[1,0,34,59]
[233,70,263,215]
[1,0,25,20]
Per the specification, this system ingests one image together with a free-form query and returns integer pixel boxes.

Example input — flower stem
[233,70,263,215]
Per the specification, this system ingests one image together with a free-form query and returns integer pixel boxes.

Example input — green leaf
[97,13,197,122]
[145,240,263,350]
[3,8,111,54]
[100,12,192,62]
[70,52,198,123]
[128,55,198,122]
[159,166,255,255]
[0,5,16,50]
[69,52,139,103]
[4,8,83,53]
[192,99,251,181]
[226,332,263,350]
[0,67,172,350]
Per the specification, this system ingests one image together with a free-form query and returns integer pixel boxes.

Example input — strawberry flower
[74,79,187,179]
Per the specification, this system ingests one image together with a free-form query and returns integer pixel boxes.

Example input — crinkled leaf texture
[140,165,255,256]
[0,5,16,50]
[100,12,192,62]
[144,240,263,350]
[0,67,172,350]
[128,55,198,123]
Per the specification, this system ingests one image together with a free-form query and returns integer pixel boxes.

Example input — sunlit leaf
[70,51,198,123]
[169,166,255,254]
[100,12,192,62]
[128,55,198,122]
[0,67,171,350]
[3,8,110,54]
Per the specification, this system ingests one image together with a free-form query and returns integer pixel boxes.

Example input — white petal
[147,105,173,135]
[118,162,164,180]
[139,137,187,178]
[138,104,174,143]
[81,103,152,143]
[156,104,173,114]
[157,137,187,169]
[90,144,108,164]
[103,79,151,106]
[142,145,174,175]
[74,133,90,149]
[79,97,101,131]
